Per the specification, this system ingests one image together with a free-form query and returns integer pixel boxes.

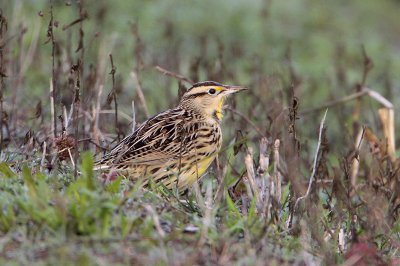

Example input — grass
[0,153,305,265]
[1,0,400,265]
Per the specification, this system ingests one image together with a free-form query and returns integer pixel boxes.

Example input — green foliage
[80,151,95,191]
[0,162,15,178]
[225,193,244,233]
[0,154,124,236]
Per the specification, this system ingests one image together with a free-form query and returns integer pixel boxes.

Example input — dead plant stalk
[0,10,7,150]
[109,54,119,140]
[294,109,328,210]
[49,1,57,138]
[154,65,194,85]
[273,139,281,202]
[130,71,150,117]
[301,87,393,115]
[245,148,262,208]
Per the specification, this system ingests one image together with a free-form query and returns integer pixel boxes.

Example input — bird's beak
[223,85,248,95]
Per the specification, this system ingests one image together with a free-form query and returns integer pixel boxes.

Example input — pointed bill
[223,84,248,95]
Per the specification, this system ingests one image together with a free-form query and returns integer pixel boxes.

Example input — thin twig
[77,0,85,104]
[301,87,393,115]
[63,105,68,132]
[66,102,74,133]
[73,62,81,179]
[353,47,374,122]
[154,65,194,85]
[294,109,328,211]
[360,45,373,87]
[197,182,213,247]
[213,155,226,204]
[273,139,281,202]
[109,54,119,141]
[258,138,271,218]
[0,9,7,151]
[95,85,103,126]
[356,126,366,151]
[144,204,165,238]
[367,89,394,108]
[68,148,75,168]
[40,141,47,172]
[130,71,150,117]
[192,180,206,212]
[131,100,136,133]
[92,84,103,146]
[301,91,366,115]
[77,0,85,70]
[350,126,366,188]
[49,1,57,138]
[226,107,266,138]
[61,12,88,31]
[49,78,55,137]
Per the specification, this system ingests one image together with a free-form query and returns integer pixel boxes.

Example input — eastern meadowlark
[95,81,247,191]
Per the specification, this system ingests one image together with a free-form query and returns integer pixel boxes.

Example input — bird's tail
[93,164,111,171]
[93,156,112,171]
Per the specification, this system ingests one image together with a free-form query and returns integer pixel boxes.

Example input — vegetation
[1,0,400,265]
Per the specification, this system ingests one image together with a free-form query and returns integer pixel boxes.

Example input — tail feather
[93,156,111,171]
[93,164,111,171]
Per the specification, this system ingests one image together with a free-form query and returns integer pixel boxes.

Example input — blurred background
[2,0,400,148]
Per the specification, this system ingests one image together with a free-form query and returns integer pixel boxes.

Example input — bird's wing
[96,108,197,168]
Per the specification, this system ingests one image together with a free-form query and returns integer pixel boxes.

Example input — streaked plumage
[95,81,247,191]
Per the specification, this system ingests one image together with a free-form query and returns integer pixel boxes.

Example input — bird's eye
[208,88,216,95]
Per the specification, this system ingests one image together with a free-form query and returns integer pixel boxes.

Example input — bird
[95,81,247,191]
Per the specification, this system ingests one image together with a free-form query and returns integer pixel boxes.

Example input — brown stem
[0,9,7,151]
[300,90,368,115]
[154,65,194,85]
[360,45,373,87]
[130,71,150,118]
[61,12,88,31]
[301,87,393,115]
[48,0,57,138]
[109,54,119,141]
[73,61,81,179]
[78,0,86,149]
[294,109,328,211]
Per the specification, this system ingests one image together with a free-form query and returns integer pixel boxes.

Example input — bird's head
[179,81,247,122]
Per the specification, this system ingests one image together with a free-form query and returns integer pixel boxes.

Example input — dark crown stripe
[186,92,208,98]
[188,81,224,91]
